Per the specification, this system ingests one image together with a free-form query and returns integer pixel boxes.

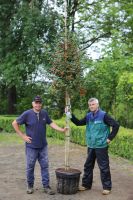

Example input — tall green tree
[0,0,61,113]
[84,41,133,127]
[0,0,132,119]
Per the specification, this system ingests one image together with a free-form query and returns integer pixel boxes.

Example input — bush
[0,115,24,133]
[109,127,133,160]
[0,116,132,161]
[0,116,16,133]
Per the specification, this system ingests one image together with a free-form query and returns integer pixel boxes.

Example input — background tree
[0,0,132,129]
[0,0,61,113]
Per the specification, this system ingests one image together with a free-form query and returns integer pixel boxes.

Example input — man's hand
[50,122,69,133]
[65,107,72,119]
[63,127,69,132]
[107,139,111,144]
[22,135,32,143]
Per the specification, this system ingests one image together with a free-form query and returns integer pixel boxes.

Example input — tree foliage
[0,0,132,128]
[84,42,133,127]
[0,0,61,113]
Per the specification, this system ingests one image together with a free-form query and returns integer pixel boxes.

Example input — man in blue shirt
[71,98,119,195]
[12,96,66,195]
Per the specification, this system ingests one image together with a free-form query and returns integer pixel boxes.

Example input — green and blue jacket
[86,110,109,148]
[71,109,119,148]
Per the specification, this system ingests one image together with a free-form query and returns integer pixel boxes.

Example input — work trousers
[82,147,112,190]
[26,145,49,187]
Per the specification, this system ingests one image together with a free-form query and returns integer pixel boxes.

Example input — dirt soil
[0,143,133,200]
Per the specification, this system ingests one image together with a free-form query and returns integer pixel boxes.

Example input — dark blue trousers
[82,147,112,190]
[26,145,49,187]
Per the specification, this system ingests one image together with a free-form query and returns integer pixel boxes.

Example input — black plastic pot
[55,168,81,194]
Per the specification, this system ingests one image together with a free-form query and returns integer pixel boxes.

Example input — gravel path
[0,143,133,200]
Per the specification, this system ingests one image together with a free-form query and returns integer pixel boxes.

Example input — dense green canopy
[0,0,132,128]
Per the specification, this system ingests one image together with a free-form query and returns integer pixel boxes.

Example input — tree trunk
[7,86,17,114]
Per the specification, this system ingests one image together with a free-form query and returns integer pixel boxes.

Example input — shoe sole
[44,191,55,195]
[78,187,91,191]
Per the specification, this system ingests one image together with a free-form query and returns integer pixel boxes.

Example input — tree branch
[80,32,111,51]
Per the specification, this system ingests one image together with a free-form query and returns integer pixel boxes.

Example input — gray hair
[88,98,99,104]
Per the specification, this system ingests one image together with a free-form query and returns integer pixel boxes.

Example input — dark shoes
[27,186,34,194]
[43,186,55,195]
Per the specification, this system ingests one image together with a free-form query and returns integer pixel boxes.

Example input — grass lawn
[0,132,65,146]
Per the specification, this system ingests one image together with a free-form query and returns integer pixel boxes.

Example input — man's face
[32,101,42,112]
[88,100,99,112]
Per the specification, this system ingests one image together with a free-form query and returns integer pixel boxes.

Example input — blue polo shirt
[16,109,52,149]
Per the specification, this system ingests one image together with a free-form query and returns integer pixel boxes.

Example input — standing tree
[47,0,84,194]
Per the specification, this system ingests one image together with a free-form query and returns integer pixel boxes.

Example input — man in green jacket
[71,98,119,195]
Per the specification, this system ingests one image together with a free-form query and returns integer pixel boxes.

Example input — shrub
[0,116,132,161]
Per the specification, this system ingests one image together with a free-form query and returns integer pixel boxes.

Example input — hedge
[0,116,132,161]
